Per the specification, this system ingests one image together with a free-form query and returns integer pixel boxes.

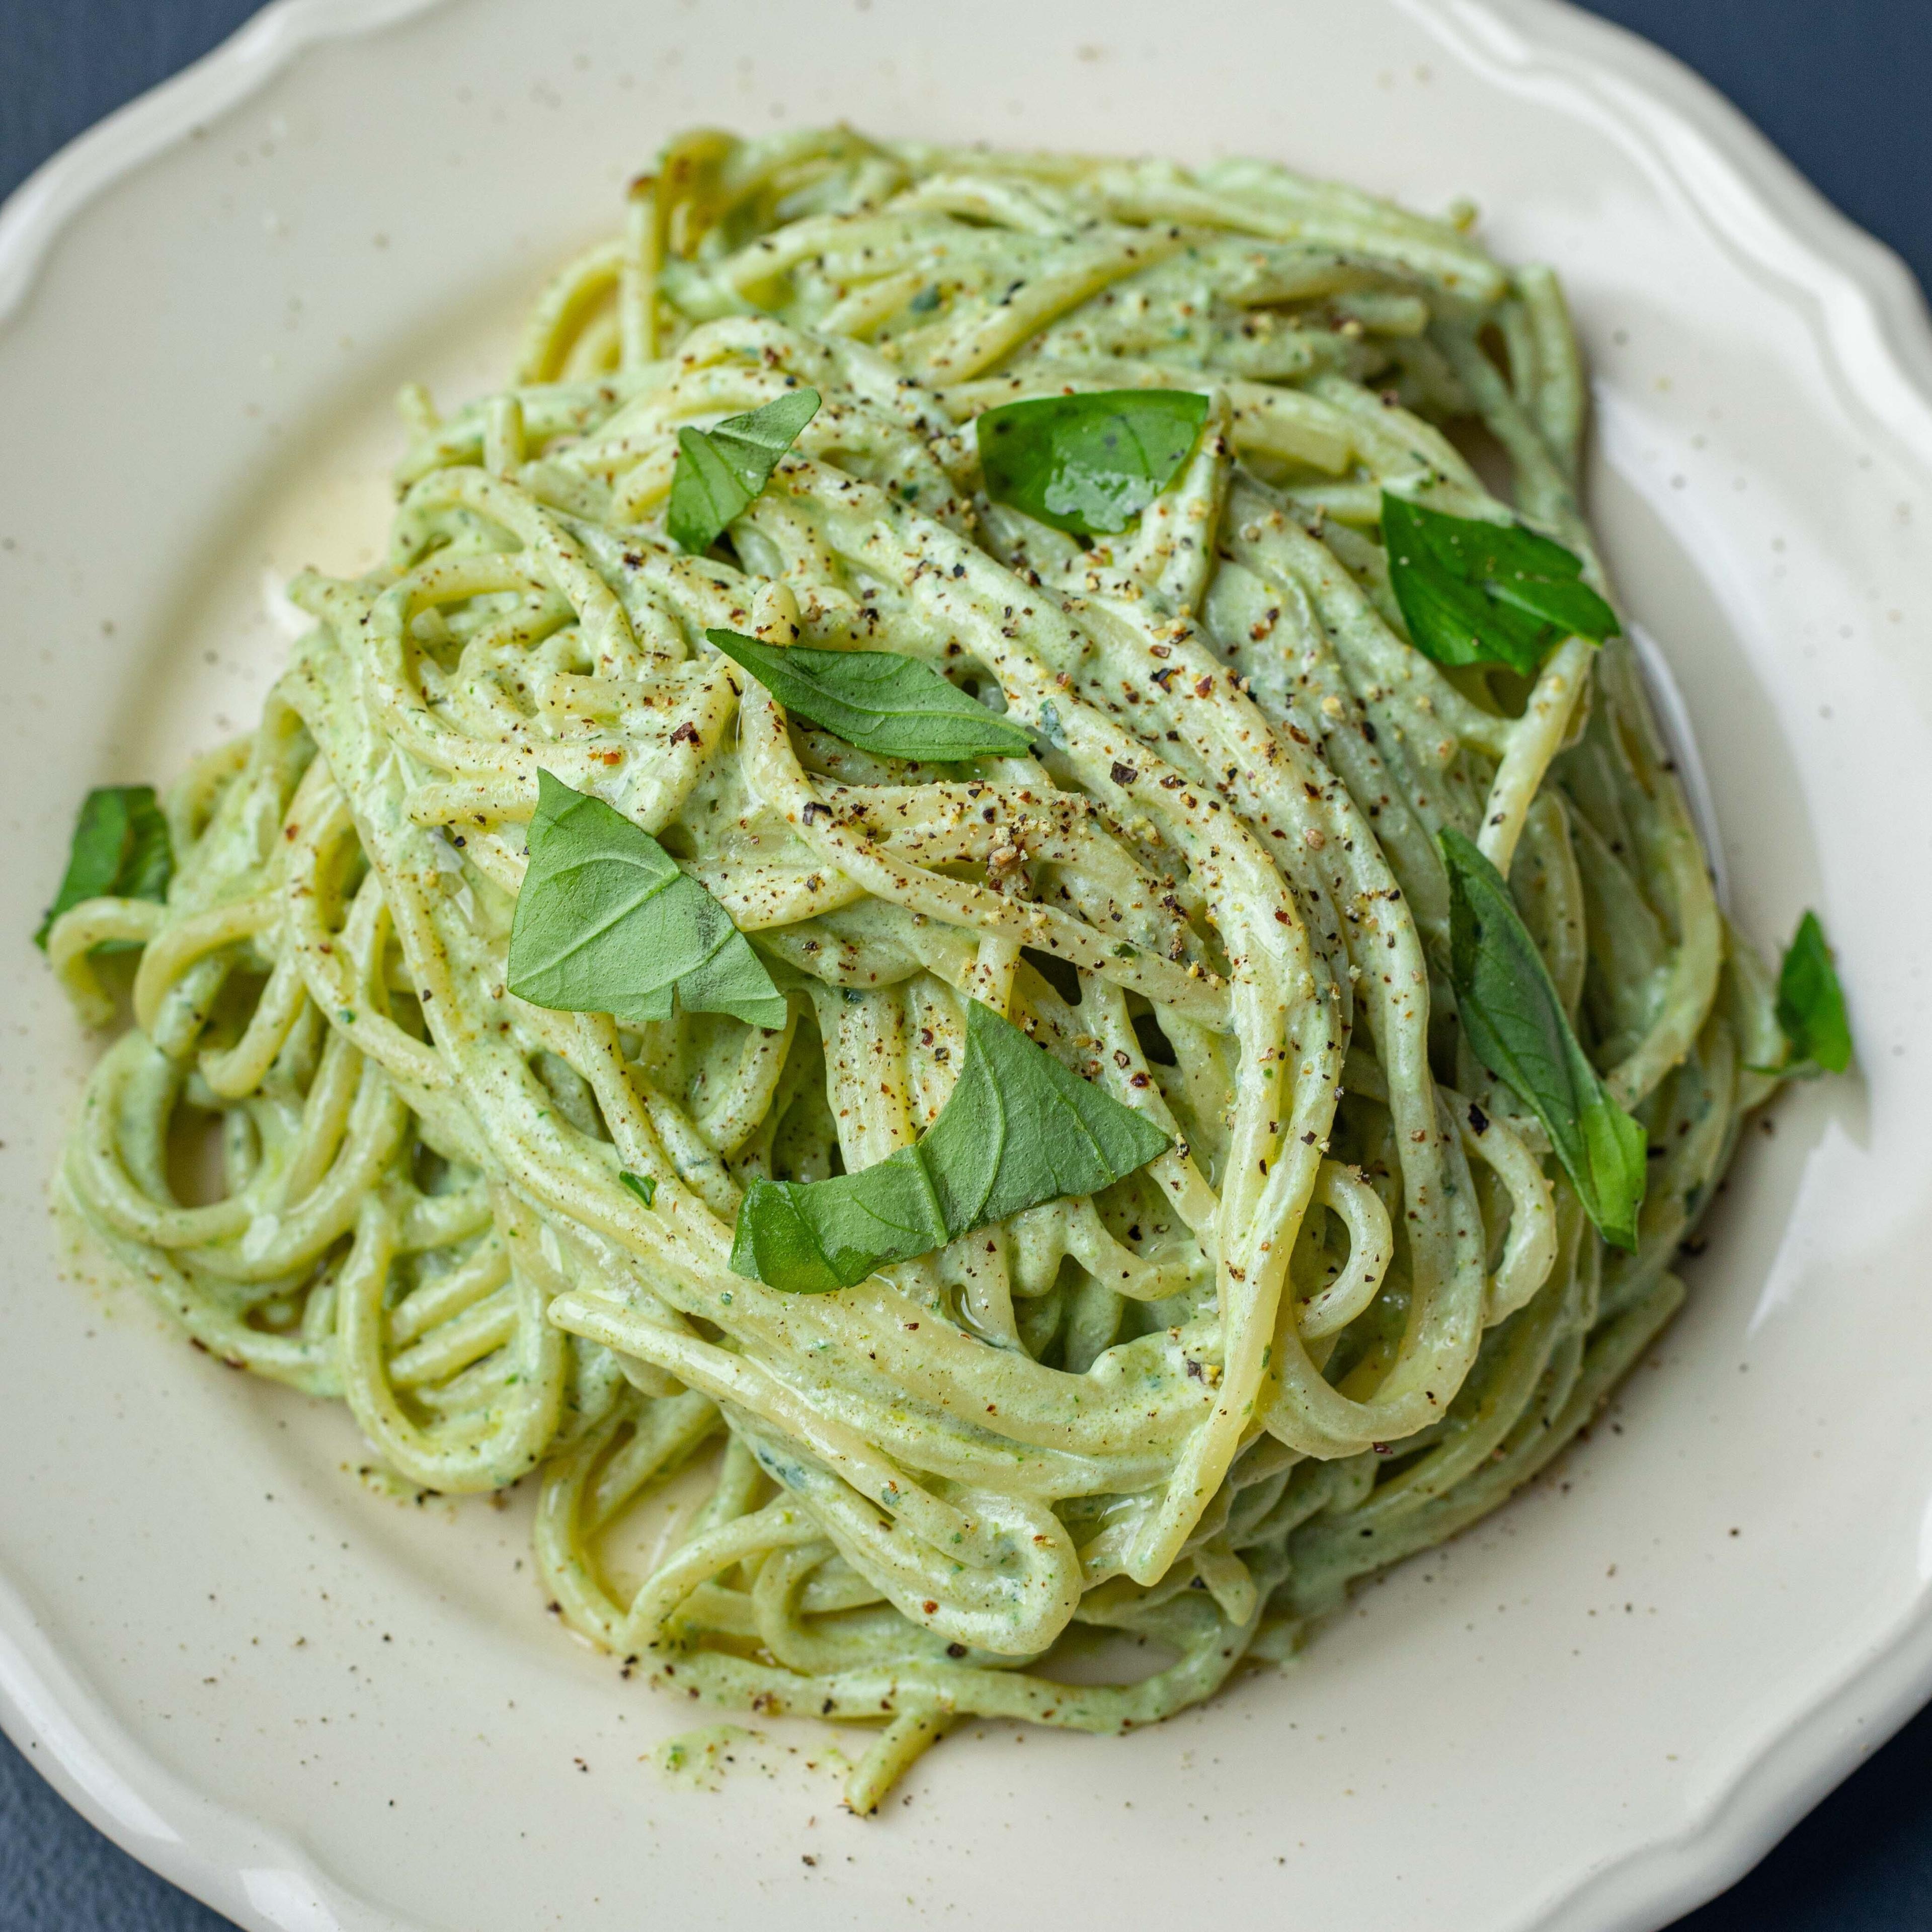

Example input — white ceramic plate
[5,3,1930,1927]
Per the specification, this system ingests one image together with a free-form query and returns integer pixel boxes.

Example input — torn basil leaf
[618,1170,658,1209]
[35,784,174,951]
[976,388,1209,538]
[667,386,821,555]
[1440,829,1646,1250]
[508,770,785,1030]
[1774,910,1851,1076]
[730,1000,1171,1292]
[1382,492,1618,676]
[706,628,1033,763]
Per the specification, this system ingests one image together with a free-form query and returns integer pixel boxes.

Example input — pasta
[43,126,1791,1814]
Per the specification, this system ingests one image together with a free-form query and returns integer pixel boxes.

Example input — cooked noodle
[45,128,1782,1810]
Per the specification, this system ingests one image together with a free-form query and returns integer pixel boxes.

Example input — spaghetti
[44,127,1788,1812]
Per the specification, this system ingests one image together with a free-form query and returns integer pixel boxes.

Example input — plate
[3,2,1930,1927]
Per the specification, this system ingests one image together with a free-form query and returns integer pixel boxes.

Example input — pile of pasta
[48,128,1779,1809]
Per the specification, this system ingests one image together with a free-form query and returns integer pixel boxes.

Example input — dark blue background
[2,3,1928,1926]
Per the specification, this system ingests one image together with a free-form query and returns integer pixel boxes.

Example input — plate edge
[0,1566,392,1932]
[3,4,1932,1930]
[1398,15,1932,1930]
[0,10,445,1927]
[0,0,445,323]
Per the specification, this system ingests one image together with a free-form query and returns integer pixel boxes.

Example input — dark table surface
[3,3,1930,1927]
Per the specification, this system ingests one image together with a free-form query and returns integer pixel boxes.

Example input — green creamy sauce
[651,1725,764,1792]
[44,123,1785,1820]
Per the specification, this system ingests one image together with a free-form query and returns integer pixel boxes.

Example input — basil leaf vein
[667,387,821,555]
[730,1001,1171,1292]
[1382,492,1618,676]
[507,770,785,1030]
[36,784,175,951]
[706,628,1033,763]
[1773,910,1851,1076]
[976,389,1209,539]
[1440,829,1646,1250]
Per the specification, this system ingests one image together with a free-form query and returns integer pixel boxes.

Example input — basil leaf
[916,999,1172,1228]
[731,1146,952,1295]
[976,389,1209,538]
[1382,492,1618,676]
[1440,829,1646,1250]
[666,387,821,554]
[507,770,785,1030]
[618,1170,658,1209]
[1774,910,1851,1076]
[35,784,174,951]
[730,1000,1171,1292]
[706,628,1033,763]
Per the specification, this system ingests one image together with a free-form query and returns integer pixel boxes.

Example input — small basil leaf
[666,387,821,554]
[732,1148,950,1294]
[918,999,1173,1230]
[618,1170,658,1209]
[667,429,750,552]
[1441,829,1646,1250]
[36,784,174,951]
[706,628,1033,763]
[507,770,785,1030]
[1773,910,1851,1076]
[1383,492,1618,676]
[976,388,1210,538]
[730,1000,1170,1293]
